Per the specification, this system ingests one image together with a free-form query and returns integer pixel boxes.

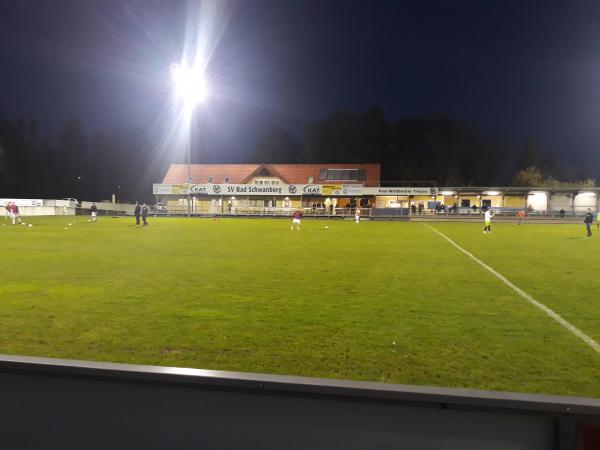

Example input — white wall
[526,192,547,211]
[573,193,597,214]
[548,194,572,212]
[16,206,75,216]
[80,201,136,213]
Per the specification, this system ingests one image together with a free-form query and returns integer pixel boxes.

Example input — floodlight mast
[171,63,208,217]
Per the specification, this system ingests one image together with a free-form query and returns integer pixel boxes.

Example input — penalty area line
[421,222,600,356]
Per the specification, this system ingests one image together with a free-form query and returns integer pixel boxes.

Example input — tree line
[0,107,594,202]
[0,117,160,202]
[247,107,595,187]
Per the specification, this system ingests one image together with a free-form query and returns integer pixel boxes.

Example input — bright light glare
[171,63,207,105]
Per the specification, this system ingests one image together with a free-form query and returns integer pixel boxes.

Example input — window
[254,178,280,185]
[308,176,314,183]
[319,169,365,181]
[224,176,230,183]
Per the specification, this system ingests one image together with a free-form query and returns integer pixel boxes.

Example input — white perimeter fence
[0,199,136,216]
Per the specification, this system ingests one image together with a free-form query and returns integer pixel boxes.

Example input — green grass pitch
[1,216,599,397]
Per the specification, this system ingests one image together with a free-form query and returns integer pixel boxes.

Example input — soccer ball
[21,223,26,226]
[28,224,32,227]
[325,226,329,229]
[68,223,72,226]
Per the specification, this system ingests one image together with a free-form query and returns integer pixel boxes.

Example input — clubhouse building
[153,163,600,216]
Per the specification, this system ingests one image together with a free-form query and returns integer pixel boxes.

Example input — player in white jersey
[483,209,493,233]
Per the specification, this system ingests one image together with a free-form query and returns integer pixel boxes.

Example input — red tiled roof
[162,164,381,186]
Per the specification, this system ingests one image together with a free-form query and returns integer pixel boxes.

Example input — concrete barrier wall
[0,355,598,450]
[80,201,136,213]
[16,206,75,216]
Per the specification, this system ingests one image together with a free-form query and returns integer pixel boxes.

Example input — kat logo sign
[302,185,321,194]
[190,185,208,195]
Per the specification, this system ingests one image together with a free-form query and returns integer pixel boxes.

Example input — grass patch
[1,216,598,397]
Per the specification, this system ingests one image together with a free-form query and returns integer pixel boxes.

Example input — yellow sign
[171,184,188,194]
[321,184,342,196]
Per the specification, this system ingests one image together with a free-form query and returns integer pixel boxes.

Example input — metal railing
[152,206,373,218]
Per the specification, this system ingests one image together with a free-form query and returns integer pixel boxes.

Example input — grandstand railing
[152,206,374,218]
[148,205,592,219]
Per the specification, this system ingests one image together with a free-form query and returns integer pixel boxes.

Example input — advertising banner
[321,184,342,196]
[321,184,363,196]
[153,184,436,197]
[363,187,438,196]
[154,183,324,196]
[0,198,44,207]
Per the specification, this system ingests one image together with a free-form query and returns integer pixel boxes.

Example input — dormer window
[208,176,213,183]
[318,169,366,181]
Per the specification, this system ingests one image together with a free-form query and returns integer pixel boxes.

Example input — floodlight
[171,63,207,105]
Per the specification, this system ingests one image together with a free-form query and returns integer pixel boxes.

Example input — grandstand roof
[162,163,381,186]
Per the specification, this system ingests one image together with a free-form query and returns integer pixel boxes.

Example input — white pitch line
[422,222,600,356]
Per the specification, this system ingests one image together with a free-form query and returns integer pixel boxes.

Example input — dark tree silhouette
[0,108,592,200]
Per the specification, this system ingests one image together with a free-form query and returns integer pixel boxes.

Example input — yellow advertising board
[321,185,343,196]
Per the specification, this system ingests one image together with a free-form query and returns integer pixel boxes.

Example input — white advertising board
[153,184,438,197]
[154,184,324,196]
[0,198,44,207]
[362,187,438,196]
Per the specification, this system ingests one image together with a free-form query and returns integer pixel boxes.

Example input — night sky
[2,0,600,164]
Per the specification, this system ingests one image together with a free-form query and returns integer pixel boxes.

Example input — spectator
[141,203,149,227]
[134,202,141,225]
[584,208,593,237]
